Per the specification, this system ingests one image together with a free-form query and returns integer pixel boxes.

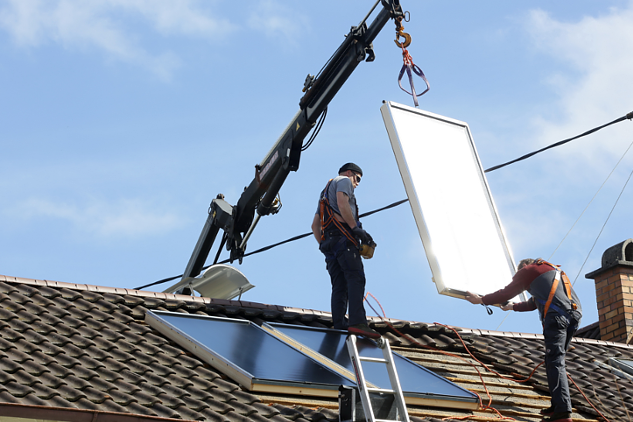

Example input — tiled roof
[574,321,601,340]
[0,274,630,421]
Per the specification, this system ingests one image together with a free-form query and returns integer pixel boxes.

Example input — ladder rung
[359,356,388,363]
[367,387,395,394]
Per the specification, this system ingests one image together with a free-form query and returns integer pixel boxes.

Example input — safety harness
[319,179,359,248]
[534,259,578,319]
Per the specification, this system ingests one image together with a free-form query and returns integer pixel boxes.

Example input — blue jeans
[320,232,367,329]
[542,310,581,413]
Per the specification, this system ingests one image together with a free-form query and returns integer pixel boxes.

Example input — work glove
[352,226,373,245]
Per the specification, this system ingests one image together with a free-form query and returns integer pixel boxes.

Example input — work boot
[539,406,554,416]
[542,411,572,422]
[348,323,381,339]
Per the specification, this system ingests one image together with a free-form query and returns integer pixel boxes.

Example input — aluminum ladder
[345,335,410,422]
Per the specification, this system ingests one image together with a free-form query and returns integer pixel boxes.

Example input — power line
[571,161,633,286]
[484,111,633,173]
[136,111,633,291]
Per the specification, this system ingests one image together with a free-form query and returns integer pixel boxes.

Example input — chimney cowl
[586,238,633,279]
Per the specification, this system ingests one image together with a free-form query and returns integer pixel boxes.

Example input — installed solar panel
[146,311,354,396]
[264,322,478,406]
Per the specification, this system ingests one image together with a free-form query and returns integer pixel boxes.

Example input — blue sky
[1,0,632,335]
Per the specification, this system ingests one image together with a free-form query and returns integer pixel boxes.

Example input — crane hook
[394,17,411,49]
[394,30,411,48]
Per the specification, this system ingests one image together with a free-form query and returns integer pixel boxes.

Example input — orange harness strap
[319,180,358,247]
[535,259,578,319]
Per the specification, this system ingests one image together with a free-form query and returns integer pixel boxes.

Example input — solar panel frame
[263,322,479,408]
[145,310,355,396]
[380,101,524,302]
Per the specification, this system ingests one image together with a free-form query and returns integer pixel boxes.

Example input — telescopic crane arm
[180,0,405,283]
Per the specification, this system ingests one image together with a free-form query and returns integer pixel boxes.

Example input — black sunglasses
[354,173,361,183]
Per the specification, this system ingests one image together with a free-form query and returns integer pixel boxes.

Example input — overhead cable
[484,111,633,173]
[571,162,633,286]
[548,139,633,262]
[136,111,632,291]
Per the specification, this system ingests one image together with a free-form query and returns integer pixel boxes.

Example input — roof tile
[0,391,18,403]
[72,298,98,313]
[196,407,229,422]
[83,345,111,361]
[170,404,205,421]
[31,382,61,400]
[190,375,219,391]
[115,294,144,307]
[43,305,71,319]
[155,392,187,408]
[127,401,160,417]
[81,386,111,403]
[5,348,34,364]
[95,367,124,382]
[123,359,153,376]
[0,337,17,352]
[51,296,75,310]
[0,357,22,374]
[5,380,36,397]
[0,308,17,323]
[21,329,49,346]
[20,360,49,377]
[38,372,64,389]
[98,398,130,413]
[11,369,40,387]
[107,387,140,406]
[139,370,171,387]
[59,288,84,301]
[45,362,74,378]
[213,377,240,393]
[56,353,82,369]
[76,355,107,371]
[99,328,126,342]
[29,293,57,308]
[0,282,19,295]
[136,331,170,347]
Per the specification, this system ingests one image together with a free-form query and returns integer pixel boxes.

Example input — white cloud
[246,0,307,43]
[526,4,633,169]
[8,197,183,239]
[0,0,235,80]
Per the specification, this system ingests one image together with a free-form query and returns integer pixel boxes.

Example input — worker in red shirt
[466,258,582,422]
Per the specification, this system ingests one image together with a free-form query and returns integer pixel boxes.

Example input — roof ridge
[5,273,633,350]
[0,273,328,317]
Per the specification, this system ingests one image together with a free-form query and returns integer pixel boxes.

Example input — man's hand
[465,291,483,305]
[500,302,514,312]
[352,226,373,244]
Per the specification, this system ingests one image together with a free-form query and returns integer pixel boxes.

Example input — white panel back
[381,101,521,301]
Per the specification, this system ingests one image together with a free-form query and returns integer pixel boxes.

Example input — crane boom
[180,1,405,284]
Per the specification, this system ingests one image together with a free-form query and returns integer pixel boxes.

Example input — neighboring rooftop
[0,273,631,422]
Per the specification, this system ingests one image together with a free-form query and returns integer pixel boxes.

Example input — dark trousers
[543,310,581,413]
[319,232,367,329]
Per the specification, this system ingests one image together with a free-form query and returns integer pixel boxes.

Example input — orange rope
[363,292,612,422]
[363,292,513,420]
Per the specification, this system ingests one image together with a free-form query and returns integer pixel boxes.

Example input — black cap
[339,163,363,176]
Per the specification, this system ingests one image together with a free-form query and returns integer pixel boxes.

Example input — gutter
[0,403,195,422]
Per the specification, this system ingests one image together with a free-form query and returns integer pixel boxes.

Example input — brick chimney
[585,239,633,344]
